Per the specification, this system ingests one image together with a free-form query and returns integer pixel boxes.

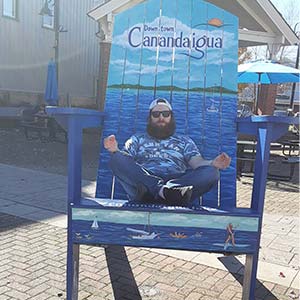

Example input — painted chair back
[95,0,238,209]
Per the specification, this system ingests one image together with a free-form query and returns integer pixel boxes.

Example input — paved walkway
[0,163,299,299]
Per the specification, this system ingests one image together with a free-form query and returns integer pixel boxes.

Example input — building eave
[88,0,299,47]
[88,0,145,21]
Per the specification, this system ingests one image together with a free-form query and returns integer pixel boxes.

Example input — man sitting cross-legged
[104,98,230,207]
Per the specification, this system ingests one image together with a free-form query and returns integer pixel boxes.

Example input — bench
[268,156,300,181]
[281,140,299,156]
[20,112,67,143]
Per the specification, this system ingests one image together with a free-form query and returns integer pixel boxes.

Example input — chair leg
[67,243,80,300]
[289,163,296,180]
[242,253,258,300]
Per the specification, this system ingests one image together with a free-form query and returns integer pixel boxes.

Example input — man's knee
[194,165,219,185]
[109,151,132,173]
[207,166,220,184]
[190,166,219,198]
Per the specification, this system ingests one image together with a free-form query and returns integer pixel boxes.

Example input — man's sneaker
[136,183,157,203]
[163,185,193,206]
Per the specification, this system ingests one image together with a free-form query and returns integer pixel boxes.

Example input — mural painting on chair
[72,207,259,253]
[73,0,244,253]
[96,0,238,207]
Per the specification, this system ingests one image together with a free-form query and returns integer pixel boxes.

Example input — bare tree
[271,0,300,63]
[238,48,253,95]
[238,48,252,64]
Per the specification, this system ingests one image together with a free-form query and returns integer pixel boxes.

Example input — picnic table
[237,133,299,182]
[20,109,67,143]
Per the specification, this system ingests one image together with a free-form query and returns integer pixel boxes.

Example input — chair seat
[80,197,259,215]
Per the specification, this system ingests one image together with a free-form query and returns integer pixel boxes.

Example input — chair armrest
[236,116,299,214]
[46,107,105,205]
[46,107,105,130]
[237,116,299,141]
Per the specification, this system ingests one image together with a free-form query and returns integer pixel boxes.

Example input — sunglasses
[151,110,171,118]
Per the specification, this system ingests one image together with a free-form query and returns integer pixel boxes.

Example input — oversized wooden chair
[46,0,298,299]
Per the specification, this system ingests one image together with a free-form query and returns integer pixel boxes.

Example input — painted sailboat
[131,232,159,240]
[126,228,150,235]
[207,84,219,113]
[127,212,159,240]
[91,217,100,230]
[207,99,219,113]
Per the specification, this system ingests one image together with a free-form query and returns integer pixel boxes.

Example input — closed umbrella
[238,60,300,113]
[45,60,58,106]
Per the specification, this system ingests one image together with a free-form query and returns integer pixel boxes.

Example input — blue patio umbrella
[45,60,58,106]
[238,60,300,84]
[238,60,300,112]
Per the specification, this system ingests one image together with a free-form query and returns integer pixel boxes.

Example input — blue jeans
[109,151,219,205]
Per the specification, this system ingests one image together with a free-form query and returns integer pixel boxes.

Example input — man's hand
[212,152,231,169]
[104,135,119,153]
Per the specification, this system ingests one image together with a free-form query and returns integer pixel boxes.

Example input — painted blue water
[96,88,237,207]
[72,219,257,253]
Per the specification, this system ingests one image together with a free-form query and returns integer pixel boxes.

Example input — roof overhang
[206,0,299,47]
[88,0,299,47]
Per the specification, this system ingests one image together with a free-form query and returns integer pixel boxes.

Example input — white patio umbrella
[238,60,300,113]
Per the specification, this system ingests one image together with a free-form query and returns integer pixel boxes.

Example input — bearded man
[104,98,230,207]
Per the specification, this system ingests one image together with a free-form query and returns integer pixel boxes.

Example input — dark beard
[147,117,176,139]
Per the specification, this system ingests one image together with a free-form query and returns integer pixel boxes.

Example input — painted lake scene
[72,208,259,253]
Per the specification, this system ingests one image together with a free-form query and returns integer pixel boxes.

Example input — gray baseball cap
[149,98,172,111]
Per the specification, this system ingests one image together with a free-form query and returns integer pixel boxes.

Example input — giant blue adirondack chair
[46,0,298,299]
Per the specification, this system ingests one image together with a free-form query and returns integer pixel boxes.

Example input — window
[42,0,55,29]
[2,0,17,19]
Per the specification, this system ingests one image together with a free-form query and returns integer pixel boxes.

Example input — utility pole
[290,22,300,110]
[54,0,59,85]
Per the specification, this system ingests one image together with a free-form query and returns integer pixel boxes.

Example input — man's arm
[104,134,139,158]
[104,135,119,153]
[188,152,231,170]
[188,155,212,169]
